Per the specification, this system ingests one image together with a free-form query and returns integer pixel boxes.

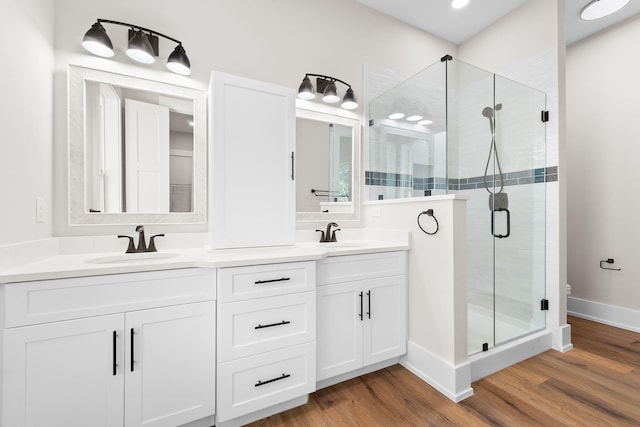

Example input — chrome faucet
[118,225,164,253]
[316,222,340,243]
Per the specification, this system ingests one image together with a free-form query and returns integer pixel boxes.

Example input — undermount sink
[317,242,366,248]
[86,252,179,264]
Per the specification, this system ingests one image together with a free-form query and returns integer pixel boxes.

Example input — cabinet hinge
[541,110,549,122]
[541,299,549,311]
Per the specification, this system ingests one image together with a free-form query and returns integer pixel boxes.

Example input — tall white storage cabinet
[210,72,296,249]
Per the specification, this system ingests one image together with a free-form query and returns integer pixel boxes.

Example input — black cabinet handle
[359,292,363,321]
[255,320,291,330]
[291,152,295,180]
[367,290,371,319]
[112,331,117,376]
[255,373,290,387]
[255,277,290,284]
[130,328,135,372]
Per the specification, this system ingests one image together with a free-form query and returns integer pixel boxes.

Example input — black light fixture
[82,19,192,75]
[297,74,358,110]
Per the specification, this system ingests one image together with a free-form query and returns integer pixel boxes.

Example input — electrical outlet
[36,197,44,223]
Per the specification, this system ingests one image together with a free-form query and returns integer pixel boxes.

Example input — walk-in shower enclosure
[368,57,547,355]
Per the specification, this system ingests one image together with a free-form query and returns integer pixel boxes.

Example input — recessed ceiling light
[407,115,423,122]
[451,0,470,9]
[388,113,405,120]
[418,119,433,126]
[580,0,629,20]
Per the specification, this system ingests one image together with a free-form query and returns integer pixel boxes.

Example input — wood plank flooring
[248,316,640,426]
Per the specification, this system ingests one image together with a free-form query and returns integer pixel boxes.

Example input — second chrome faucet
[118,225,164,253]
[316,222,340,243]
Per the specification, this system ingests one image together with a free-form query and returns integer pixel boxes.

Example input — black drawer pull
[255,320,291,330]
[255,277,291,284]
[255,373,290,387]
[359,292,363,321]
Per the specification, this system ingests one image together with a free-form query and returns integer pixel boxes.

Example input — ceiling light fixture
[82,19,192,75]
[297,74,358,110]
[580,0,629,20]
[451,0,470,9]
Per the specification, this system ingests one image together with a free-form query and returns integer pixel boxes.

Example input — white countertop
[0,240,410,283]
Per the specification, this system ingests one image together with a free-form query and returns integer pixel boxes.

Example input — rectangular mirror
[68,65,206,225]
[296,100,361,226]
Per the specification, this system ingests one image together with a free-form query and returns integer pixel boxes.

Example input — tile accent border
[365,167,558,191]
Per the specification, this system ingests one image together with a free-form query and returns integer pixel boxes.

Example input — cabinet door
[210,71,295,249]
[316,281,363,381]
[363,275,407,366]
[124,302,216,427]
[3,315,124,427]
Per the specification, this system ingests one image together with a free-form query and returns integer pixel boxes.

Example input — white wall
[458,0,569,351]
[566,15,640,327]
[0,0,54,245]
[52,0,455,236]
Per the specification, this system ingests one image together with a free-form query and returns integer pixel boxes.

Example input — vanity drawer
[218,291,315,362]
[217,261,315,302]
[4,268,216,327]
[216,342,315,422]
[317,251,407,285]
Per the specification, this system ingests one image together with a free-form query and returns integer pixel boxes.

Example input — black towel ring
[417,209,439,235]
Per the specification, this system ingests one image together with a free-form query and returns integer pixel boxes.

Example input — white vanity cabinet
[2,269,216,427]
[316,252,408,382]
[216,261,316,425]
[209,71,296,249]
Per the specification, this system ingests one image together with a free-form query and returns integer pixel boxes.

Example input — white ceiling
[355,0,640,45]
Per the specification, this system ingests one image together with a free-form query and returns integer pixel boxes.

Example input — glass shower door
[492,75,546,346]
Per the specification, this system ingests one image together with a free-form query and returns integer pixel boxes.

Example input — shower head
[482,107,494,118]
[482,103,503,118]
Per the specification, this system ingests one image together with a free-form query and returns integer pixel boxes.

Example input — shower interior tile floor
[248,316,640,426]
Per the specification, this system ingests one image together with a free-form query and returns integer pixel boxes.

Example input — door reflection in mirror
[84,81,194,213]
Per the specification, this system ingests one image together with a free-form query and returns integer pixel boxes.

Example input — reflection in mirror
[295,99,361,227]
[85,82,195,213]
[296,118,352,213]
[68,65,206,225]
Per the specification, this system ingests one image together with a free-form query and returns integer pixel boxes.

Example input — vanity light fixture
[388,113,405,120]
[406,115,423,122]
[418,119,433,126]
[297,74,358,110]
[82,19,192,75]
[580,0,629,20]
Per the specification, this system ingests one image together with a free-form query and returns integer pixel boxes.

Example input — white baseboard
[216,395,308,427]
[568,296,640,333]
[554,323,573,352]
[316,359,398,390]
[399,341,473,402]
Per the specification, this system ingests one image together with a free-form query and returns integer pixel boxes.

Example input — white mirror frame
[295,99,362,228]
[68,65,207,225]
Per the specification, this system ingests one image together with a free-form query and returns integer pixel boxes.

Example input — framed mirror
[296,99,361,226]
[68,65,206,225]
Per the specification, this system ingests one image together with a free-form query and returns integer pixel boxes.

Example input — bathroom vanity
[0,244,408,427]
